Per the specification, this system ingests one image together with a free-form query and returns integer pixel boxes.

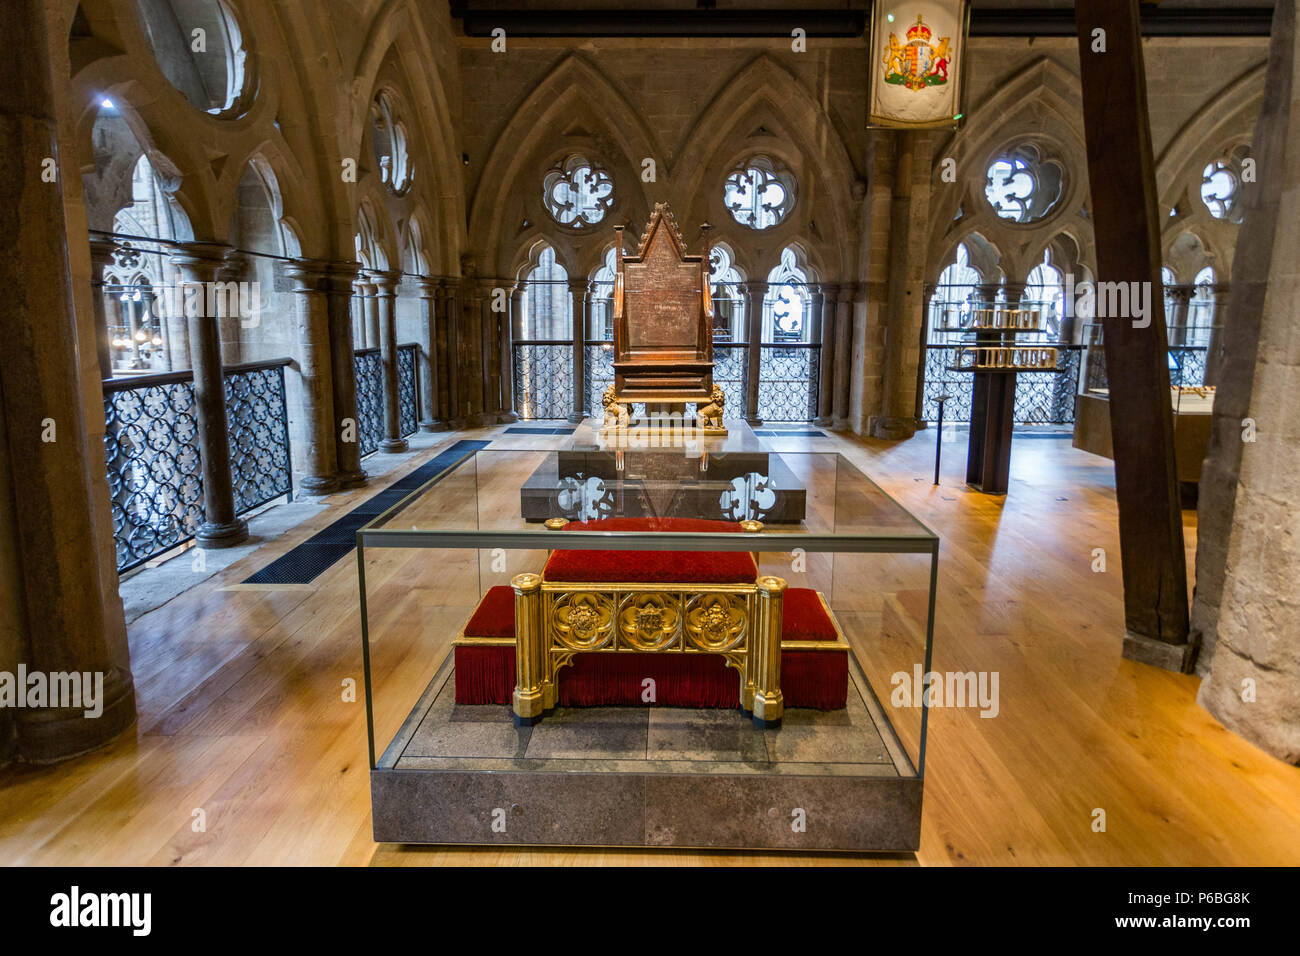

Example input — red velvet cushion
[463,585,516,638]
[781,588,840,641]
[543,517,757,584]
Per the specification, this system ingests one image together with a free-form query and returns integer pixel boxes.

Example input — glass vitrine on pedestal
[357,445,939,851]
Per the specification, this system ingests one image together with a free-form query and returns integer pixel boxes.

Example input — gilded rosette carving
[685,593,749,652]
[618,592,682,651]
[551,592,615,650]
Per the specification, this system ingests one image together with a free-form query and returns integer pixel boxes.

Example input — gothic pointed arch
[355,193,397,271]
[82,99,198,240]
[928,56,1091,285]
[402,210,434,275]
[348,9,466,275]
[672,54,858,278]
[469,53,661,275]
[1156,65,1263,276]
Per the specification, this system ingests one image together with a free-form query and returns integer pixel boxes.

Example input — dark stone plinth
[519,450,808,523]
[370,652,920,852]
[1122,630,1198,672]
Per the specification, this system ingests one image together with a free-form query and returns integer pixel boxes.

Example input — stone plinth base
[370,652,921,852]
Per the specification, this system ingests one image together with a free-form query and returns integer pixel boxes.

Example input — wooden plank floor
[2,424,1297,866]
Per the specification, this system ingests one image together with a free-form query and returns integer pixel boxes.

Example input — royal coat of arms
[883,14,952,92]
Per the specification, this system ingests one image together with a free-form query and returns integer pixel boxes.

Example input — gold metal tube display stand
[511,573,548,724]
[751,575,786,728]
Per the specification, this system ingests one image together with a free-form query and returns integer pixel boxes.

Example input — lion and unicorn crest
[883,13,953,92]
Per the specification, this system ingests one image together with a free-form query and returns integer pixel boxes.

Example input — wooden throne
[605,203,725,433]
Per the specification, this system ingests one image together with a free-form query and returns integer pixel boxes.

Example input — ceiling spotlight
[101,97,115,110]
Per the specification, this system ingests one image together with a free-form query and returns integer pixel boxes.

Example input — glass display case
[1074,322,1217,482]
[356,443,938,851]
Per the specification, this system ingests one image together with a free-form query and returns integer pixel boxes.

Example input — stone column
[371,270,407,453]
[463,280,485,423]
[501,283,522,418]
[1168,286,1192,349]
[815,283,835,425]
[415,277,444,431]
[871,129,931,439]
[1002,281,1027,314]
[568,278,587,423]
[161,261,190,371]
[441,280,461,425]
[325,261,367,487]
[975,282,1001,312]
[216,251,247,366]
[436,281,455,425]
[500,281,518,421]
[169,243,248,547]
[0,0,138,763]
[282,259,338,494]
[140,286,162,370]
[121,288,144,369]
[361,277,381,353]
[350,278,366,348]
[88,239,116,380]
[743,280,764,426]
[480,280,502,420]
[102,285,125,375]
[1203,282,1230,385]
[833,284,854,429]
[1193,0,1299,761]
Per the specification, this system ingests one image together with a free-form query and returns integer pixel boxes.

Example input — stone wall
[1194,0,1299,764]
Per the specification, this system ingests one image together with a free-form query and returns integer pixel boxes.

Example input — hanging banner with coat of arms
[868,0,970,129]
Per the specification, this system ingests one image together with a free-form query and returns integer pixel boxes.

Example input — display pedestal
[370,650,921,851]
[520,449,807,523]
[965,368,1017,494]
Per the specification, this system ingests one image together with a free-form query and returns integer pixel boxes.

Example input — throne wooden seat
[604,203,726,432]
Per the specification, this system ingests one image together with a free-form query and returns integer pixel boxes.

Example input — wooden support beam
[1073,0,1192,669]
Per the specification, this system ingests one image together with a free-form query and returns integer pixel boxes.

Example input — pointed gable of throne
[612,202,715,403]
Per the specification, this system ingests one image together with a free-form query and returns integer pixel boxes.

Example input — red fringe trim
[453,645,846,710]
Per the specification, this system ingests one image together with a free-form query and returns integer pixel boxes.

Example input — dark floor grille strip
[505,426,577,435]
[242,440,490,585]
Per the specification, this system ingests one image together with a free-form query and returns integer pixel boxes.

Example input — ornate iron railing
[1081,344,1209,393]
[515,340,803,423]
[1170,347,1208,387]
[514,340,575,420]
[104,358,293,574]
[104,372,204,574]
[397,343,420,438]
[920,344,1082,425]
[757,344,819,422]
[713,344,750,422]
[585,341,615,419]
[353,348,383,457]
[226,360,293,515]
